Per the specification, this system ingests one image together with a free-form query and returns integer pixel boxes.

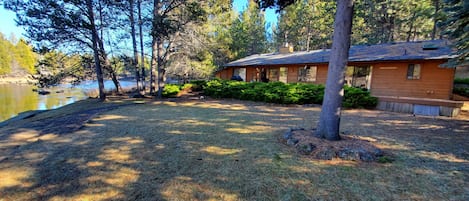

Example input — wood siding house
[216,40,464,117]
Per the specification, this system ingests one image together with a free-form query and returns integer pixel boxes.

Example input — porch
[376,96,464,117]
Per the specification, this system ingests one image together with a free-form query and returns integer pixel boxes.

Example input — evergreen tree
[149,0,206,97]
[440,0,468,67]
[4,0,128,99]
[0,33,13,75]
[14,39,36,74]
[274,0,334,50]
[230,0,269,59]
[206,0,237,68]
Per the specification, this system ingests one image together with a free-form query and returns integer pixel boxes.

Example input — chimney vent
[279,43,294,54]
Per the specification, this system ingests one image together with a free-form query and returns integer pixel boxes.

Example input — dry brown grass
[0,98,468,200]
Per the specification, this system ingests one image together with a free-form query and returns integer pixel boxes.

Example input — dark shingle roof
[224,40,455,67]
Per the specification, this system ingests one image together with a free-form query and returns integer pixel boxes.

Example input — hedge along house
[216,40,464,117]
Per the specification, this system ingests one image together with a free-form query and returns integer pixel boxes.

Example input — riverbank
[0,79,138,122]
[0,76,36,84]
[0,96,145,128]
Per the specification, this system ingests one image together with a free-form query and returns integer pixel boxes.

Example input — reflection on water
[0,80,136,122]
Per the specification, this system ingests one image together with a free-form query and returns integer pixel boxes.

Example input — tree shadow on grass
[0,100,468,200]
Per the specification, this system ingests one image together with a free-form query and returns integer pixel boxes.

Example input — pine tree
[0,33,13,75]
[14,39,36,74]
[4,0,126,100]
[230,0,269,59]
[440,0,468,67]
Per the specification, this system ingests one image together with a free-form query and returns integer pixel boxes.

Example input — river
[0,80,136,122]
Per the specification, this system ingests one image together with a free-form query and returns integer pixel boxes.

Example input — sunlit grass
[0,167,33,188]
[0,98,467,200]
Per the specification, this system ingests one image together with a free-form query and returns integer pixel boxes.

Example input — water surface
[0,80,136,122]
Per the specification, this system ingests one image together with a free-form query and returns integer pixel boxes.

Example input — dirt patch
[281,128,388,162]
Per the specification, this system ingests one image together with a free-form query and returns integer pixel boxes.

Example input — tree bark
[150,37,157,94]
[314,0,354,141]
[431,0,440,40]
[156,38,165,98]
[95,2,122,93]
[86,0,106,101]
[138,0,146,93]
[97,37,122,92]
[129,0,140,92]
[406,9,417,42]
[150,0,160,94]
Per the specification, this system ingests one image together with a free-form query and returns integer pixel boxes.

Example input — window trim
[298,66,317,82]
[268,68,279,82]
[407,64,421,80]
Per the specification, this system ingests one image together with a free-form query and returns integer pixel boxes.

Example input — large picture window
[345,66,372,90]
[233,68,246,81]
[268,68,279,82]
[407,64,421,80]
[298,66,317,82]
[279,67,288,83]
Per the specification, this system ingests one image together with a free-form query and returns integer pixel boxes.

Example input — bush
[454,78,469,85]
[189,80,207,91]
[343,86,378,109]
[162,84,181,97]
[202,79,377,109]
[453,87,469,97]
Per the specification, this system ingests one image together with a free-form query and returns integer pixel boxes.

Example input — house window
[407,64,421,80]
[279,67,288,83]
[298,66,317,82]
[268,68,279,82]
[233,68,246,81]
[345,66,372,90]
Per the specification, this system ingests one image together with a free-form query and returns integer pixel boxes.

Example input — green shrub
[453,87,469,97]
[189,80,207,91]
[343,86,378,109]
[162,84,181,97]
[454,78,469,85]
[202,79,377,108]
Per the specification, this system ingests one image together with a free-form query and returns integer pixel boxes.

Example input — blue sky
[233,0,278,33]
[0,0,278,38]
[0,8,25,37]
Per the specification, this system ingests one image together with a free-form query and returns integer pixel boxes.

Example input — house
[216,40,464,117]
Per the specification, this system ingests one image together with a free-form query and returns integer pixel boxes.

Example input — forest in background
[0,0,466,91]
[0,33,36,76]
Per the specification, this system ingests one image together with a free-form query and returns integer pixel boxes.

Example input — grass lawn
[0,98,468,200]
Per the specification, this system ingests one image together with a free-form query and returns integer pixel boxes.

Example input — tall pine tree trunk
[431,0,440,40]
[314,0,354,141]
[406,10,417,42]
[86,0,106,101]
[156,38,165,99]
[150,37,157,94]
[129,0,140,92]
[150,0,160,95]
[95,2,121,93]
[138,0,146,92]
[97,37,122,93]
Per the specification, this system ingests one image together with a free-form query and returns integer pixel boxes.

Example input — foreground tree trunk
[95,5,122,93]
[150,36,158,94]
[149,0,160,95]
[97,40,122,93]
[156,38,165,98]
[86,0,106,101]
[314,0,354,141]
[138,0,146,93]
[129,0,140,92]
